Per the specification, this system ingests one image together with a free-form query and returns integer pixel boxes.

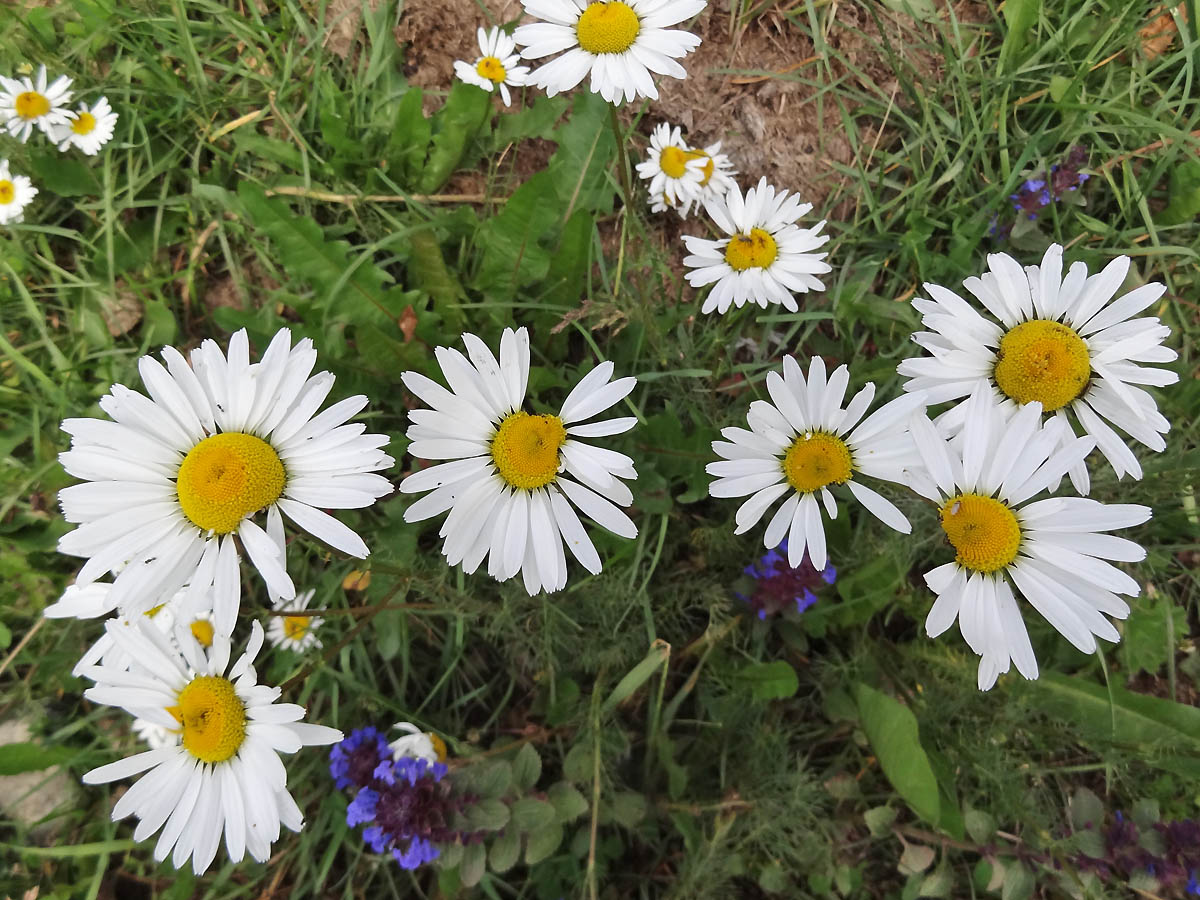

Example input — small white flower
[453,26,529,106]
[0,158,37,225]
[683,176,832,315]
[53,96,118,155]
[514,0,706,105]
[0,64,73,142]
[389,722,445,763]
[265,589,322,652]
[132,718,179,750]
[636,122,705,212]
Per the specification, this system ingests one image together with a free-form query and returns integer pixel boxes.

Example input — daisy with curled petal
[683,176,832,315]
[636,122,705,213]
[53,96,118,155]
[80,619,343,874]
[897,243,1178,494]
[907,385,1151,691]
[453,26,529,106]
[389,722,447,764]
[399,326,639,595]
[56,327,394,635]
[707,355,928,571]
[0,158,37,226]
[513,0,706,105]
[266,588,322,652]
[0,65,72,142]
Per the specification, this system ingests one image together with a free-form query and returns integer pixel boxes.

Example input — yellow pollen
[190,619,214,648]
[429,733,448,762]
[283,615,310,641]
[145,603,168,618]
[167,675,246,764]
[660,145,690,179]
[782,431,853,494]
[176,432,286,535]
[0,180,15,205]
[940,493,1021,574]
[576,1,640,55]
[695,152,715,185]
[475,56,507,83]
[71,111,97,135]
[724,228,778,271]
[490,411,566,490]
[15,91,50,119]
[992,319,1091,412]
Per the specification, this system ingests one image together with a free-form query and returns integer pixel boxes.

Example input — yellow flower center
[992,319,1091,412]
[429,732,448,762]
[695,152,715,185]
[15,91,50,120]
[71,111,97,135]
[659,145,691,179]
[283,615,310,641]
[189,618,214,648]
[168,675,246,764]
[475,56,506,83]
[490,411,566,490]
[782,431,853,494]
[939,493,1021,574]
[576,1,640,55]
[0,180,14,205]
[176,432,286,535]
[724,228,778,271]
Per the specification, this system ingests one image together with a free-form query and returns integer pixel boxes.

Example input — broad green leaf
[459,841,486,887]
[419,81,491,193]
[546,90,616,215]
[1157,158,1200,225]
[488,829,520,873]
[854,684,941,826]
[387,87,432,186]
[1068,787,1105,832]
[864,806,898,837]
[735,660,799,701]
[1001,0,1040,62]
[964,809,996,844]
[456,759,513,799]
[406,229,465,332]
[509,797,556,832]
[607,791,647,828]
[1121,595,1172,675]
[0,743,75,776]
[511,743,542,793]
[473,171,559,300]
[464,798,510,832]
[524,822,563,865]
[28,155,99,197]
[546,781,588,822]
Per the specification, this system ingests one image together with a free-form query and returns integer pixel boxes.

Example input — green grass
[1,0,1198,898]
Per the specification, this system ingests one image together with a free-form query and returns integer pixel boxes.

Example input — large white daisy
[636,122,706,212]
[80,619,342,874]
[897,243,1178,493]
[0,65,73,142]
[707,356,928,570]
[265,588,322,653]
[0,158,37,226]
[453,26,529,106]
[56,327,393,635]
[53,96,118,155]
[682,176,831,315]
[399,327,638,595]
[907,386,1151,691]
[513,0,705,105]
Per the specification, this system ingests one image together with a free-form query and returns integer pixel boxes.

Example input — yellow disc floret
[476,56,506,83]
[71,111,97,135]
[176,432,286,535]
[992,319,1091,412]
[190,618,214,648]
[0,181,15,205]
[283,615,310,642]
[491,411,567,490]
[429,733,448,762]
[725,228,779,271]
[782,432,853,494]
[15,92,50,120]
[694,152,715,185]
[576,1,640,55]
[660,145,690,179]
[940,493,1021,574]
[168,675,246,764]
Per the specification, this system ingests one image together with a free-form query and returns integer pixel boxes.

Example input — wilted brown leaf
[399,304,418,343]
[100,288,144,337]
[1140,4,1186,60]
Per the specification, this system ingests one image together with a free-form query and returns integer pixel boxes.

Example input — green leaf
[1121,595,1171,676]
[1000,862,1035,900]
[1048,74,1073,103]
[28,155,100,197]
[1158,158,1200,225]
[488,829,520,873]
[854,684,941,826]
[387,88,432,186]
[406,228,465,332]
[735,660,799,701]
[1068,787,1105,832]
[0,621,10,650]
[465,798,511,832]
[459,841,486,887]
[864,806,898,837]
[607,791,647,829]
[524,822,563,865]
[964,809,996,844]
[546,781,588,822]
[546,90,616,215]
[456,760,513,800]
[473,171,559,300]
[0,743,75,775]
[899,844,935,875]
[601,640,669,715]
[562,742,593,784]
[511,743,542,793]
[419,81,491,194]
[758,862,788,894]
[509,797,556,832]
[1001,0,1040,62]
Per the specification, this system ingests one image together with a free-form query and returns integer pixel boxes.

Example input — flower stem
[608,102,634,213]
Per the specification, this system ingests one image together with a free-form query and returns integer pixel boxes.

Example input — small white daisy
[513,0,705,105]
[682,176,832,315]
[897,243,1178,493]
[56,327,394,635]
[45,581,180,677]
[0,65,73,142]
[133,717,179,750]
[399,327,639,595]
[265,589,322,653]
[0,158,37,226]
[389,722,446,763]
[53,96,118,155]
[636,122,705,212]
[908,385,1151,691]
[707,356,928,570]
[650,141,736,218]
[453,26,529,106]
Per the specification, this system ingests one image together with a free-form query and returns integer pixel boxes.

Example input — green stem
[607,102,634,213]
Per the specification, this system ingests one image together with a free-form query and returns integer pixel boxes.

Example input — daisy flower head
[453,26,529,106]
[266,588,322,652]
[897,243,1178,493]
[636,122,705,212]
[80,619,343,874]
[683,176,832,315]
[56,327,394,635]
[0,158,37,226]
[513,0,706,105]
[708,356,928,570]
[0,65,72,142]
[399,327,639,595]
[389,722,447,764]
[45,581,180,676]
[53,96,118,155]
[908,385,1150,691]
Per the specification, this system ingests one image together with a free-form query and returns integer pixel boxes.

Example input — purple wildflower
[737,539,836,620]
[329,727,391,791]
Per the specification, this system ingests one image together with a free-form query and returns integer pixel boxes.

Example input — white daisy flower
[513,0,705,105]
[53,96,118,155]
[56,327,394,635]
[707,356,928,570]
[46,581,175,676]
[0,65,73,142]
[265,589,322,652]
[133,717,179,750]
[682,176,832,315]
[0,158,37,226]
[389,722,446,763]
[650,141,736,219]
[907,385,1150,691]
[636,122,705,212]
[453,26,529,106]
[80,619,342,874]
[897,243,1178,493]
[399,327,639,595]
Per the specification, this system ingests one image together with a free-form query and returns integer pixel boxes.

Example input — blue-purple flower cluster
[737,538,836,620]
[1075,808,1200,895]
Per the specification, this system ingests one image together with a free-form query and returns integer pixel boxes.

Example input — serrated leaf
[406,229,465,333]
[420,81,490,193]
[387,87,432,186]
[735,660,799,701]
[465,798,510,832]
[855,684,941,826]
[488,829,519,873]
[546,781,588,822]
[473,171,559,300]
[512,743,542,793]
[456,759,512,799]
[524,822,563,865]
[459,841,486,887]
[864,806,898,837]
[509,797,556,832]
[0,743,75,775]
[546,90,616,214]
